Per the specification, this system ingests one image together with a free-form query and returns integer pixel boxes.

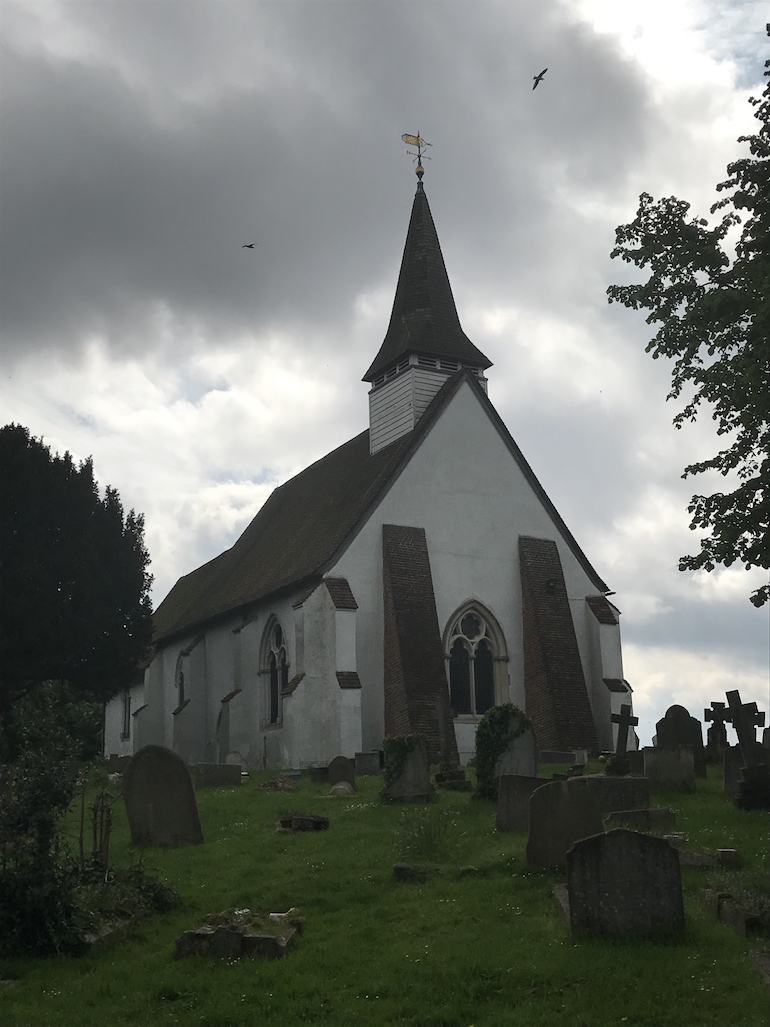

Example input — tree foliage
[0,424,153,737]
[607,41,769,606]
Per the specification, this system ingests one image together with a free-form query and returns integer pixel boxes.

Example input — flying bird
[533,68,548,90]
[242,243,256,249]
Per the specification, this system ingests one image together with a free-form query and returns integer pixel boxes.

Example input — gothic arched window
[263,619,288,726]
[444,606,507,718]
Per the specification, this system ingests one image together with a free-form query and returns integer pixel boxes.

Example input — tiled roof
[603,678,632,693]
[153,370,609,646]
[336,672,362,689]
[363,183,491,381]
[586,595,619,625]
[324,578,358,610]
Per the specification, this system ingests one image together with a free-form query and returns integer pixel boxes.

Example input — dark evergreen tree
[0,424,153,746]
[607,33,769,606]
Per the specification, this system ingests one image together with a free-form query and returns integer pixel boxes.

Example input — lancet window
[263,619,289,726]
[444,606,506,718]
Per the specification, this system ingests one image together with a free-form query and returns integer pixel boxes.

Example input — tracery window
[264,620,288,726]
[445,607,505,717]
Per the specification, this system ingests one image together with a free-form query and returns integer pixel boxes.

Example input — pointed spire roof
[363,182,492,382]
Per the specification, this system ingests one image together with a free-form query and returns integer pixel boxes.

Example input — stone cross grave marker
[655,705,707,778]
[704,702,731,761]
[567,829,684,940]
[526,779,603,870]
[328,756,356,792]
[725,690,769,810]
[612,704,638,758]
[123,745,203,847]
[495,712,537,779]
[724,690,765,765]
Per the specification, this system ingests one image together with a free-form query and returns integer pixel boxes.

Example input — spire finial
[401,133,432,180]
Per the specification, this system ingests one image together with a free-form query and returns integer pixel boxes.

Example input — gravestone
[539,750,577,764]
[725,690,769,810]
[495,712,537,778]
[723,744,744,799]
[567,829,684,940]
[194,764,242,788]
[704,702,730,764]
[329,781,355,796]
[655,705,706,778]
[526,779,603,870]
[604,808,677,832]
[627,750,644,775]
[123,745,203,846]
[355,751,381,777]
[609,704,639,774]
[496,775,544,832]
[571,774,650,816]
[328,756,356,792]
[308,766,329,784]
[382,738,435,802]
[643,747,696,793]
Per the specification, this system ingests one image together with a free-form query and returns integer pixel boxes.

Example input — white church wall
[585,609,613,751]
[330,378,609,755]
[289,584,344,766]
[103,681,145,758]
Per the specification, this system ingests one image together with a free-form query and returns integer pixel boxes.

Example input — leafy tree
[0,424,153,748]
[607,39,769,607]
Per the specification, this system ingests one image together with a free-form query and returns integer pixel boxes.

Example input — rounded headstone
[123,745,203,846]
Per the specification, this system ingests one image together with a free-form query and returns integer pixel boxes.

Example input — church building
[104,173,634,769]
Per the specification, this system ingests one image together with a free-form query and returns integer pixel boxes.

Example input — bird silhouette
[242,243,256,249]
[533,68,548,90]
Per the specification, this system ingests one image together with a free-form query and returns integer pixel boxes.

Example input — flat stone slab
[259,775,298,792]
[278,813,329,832]
[174,909,304,960]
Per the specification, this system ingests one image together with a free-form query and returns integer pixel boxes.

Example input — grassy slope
[1,764,767,1027]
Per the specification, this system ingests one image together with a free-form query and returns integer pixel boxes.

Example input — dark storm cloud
[0,0,651,361]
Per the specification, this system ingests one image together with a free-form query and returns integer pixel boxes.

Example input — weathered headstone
[655,705,706,778]
[329,781,355,796]
[308,766,329,784]
[643,747,696,793]
[328,756,356,792]
[382,738,435,802]
[355,751,381,777]
[495,712,537,778]
[704,702,730,764]
[496,775,544,832]
[604,808,677,832]
[627,750,645,775]
[194,764,242,788]
[571,774,650,816]
[567,829,684,939]
[526,779,603,870]
[123,745,203,846]
[723,744,744,799]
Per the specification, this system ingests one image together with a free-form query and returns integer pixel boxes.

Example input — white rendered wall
[331,378,609,757]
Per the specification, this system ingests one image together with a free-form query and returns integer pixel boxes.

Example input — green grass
[1,765,767,1027]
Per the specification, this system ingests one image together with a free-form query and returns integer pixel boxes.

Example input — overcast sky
[1,0,767,745]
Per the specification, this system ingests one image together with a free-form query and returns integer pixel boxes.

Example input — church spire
[362,182,492,383]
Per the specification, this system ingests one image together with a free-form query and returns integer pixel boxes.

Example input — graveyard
[1,751,768,1027]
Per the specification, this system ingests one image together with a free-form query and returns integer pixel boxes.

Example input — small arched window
[444,606,507,718]
[263,619,288,726]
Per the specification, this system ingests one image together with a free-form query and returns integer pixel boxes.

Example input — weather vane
[401,133,432,179]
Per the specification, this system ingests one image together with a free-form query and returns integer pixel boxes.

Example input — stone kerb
[123,745,203,847]
[526,779,604,870]
[382,738,435,802]
[194,764,242,788]
[496,775,544,832]
[567,829,684,940]
[643,747,696,793]
[328,756,356,792]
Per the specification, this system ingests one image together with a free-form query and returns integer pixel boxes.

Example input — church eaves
[363,182,492,382]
